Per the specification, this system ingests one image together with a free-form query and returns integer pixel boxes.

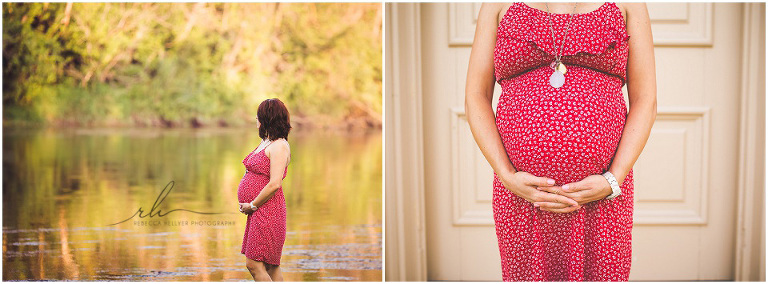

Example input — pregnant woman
[238,98,292,281]
[466,2,656,281]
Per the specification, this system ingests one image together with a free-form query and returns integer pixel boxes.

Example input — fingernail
[562,184,570,191]
[547,179,555,185]
[533,203,540,207]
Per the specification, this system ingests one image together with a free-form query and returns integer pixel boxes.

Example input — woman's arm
[466,3,512,177]
[249,139,290,209]
[607,3,657,185]
[466,3,579,212]
[537,3,657,206]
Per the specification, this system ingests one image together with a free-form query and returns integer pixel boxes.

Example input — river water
[2,127,382,281]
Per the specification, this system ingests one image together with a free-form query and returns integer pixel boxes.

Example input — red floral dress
[238,145,288,266]
[492,2,634,281]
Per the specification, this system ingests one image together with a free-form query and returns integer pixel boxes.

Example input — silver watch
[602,171,621,200]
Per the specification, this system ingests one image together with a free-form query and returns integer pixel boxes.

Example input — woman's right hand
[499,171,581,213]
[239,203,255,215]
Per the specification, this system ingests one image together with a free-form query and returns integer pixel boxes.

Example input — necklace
[254,139,274,154]
[545,2,579,88]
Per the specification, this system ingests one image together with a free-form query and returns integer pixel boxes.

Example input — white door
[419,2,750,280]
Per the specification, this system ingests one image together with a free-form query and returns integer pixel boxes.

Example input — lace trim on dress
[499,2,630,57]
[493,2,631,86]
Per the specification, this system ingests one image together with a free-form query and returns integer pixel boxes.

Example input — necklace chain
[254,139,274,154]
[545,3,579,64]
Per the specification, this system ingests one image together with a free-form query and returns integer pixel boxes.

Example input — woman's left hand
[534,175,613,211]
[239,203,255,215]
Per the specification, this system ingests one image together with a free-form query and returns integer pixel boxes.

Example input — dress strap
[254,139,274,154]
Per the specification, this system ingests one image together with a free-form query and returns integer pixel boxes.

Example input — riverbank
[2,111,382,131]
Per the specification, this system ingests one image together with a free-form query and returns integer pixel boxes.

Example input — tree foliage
[2,3,382,128]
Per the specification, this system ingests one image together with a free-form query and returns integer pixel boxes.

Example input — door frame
[734,2,766,281]
[385,3,428,281]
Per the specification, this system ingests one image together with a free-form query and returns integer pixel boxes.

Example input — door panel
[421,3,742,280]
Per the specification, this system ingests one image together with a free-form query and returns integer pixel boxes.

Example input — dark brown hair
[257,98,291,140]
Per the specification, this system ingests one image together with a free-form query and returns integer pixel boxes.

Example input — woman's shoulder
[617,2,647,16]
[270,138,290,152]
[481,2,508,16]
[482,2,508,10]
[275,138,289,146]
[478,3,510,27]
[264,138,290,162]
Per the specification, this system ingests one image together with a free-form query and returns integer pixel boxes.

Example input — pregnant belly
[496,67,627,185]
[237,173,268,203]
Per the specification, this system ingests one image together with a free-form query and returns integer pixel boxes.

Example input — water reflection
[2,127,382,281]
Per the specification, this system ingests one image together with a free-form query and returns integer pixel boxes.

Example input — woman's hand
[239,203,255,215]
[499,171,581,213]
[535,175,612,209]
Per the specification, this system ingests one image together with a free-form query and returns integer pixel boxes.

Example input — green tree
[2,3,382,128]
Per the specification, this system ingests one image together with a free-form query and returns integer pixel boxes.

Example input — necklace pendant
[550,69,565,88]
[557,62,567,74]
[550,61,568,75]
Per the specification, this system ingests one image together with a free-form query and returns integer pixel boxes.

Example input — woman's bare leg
[266,264,283,281]
[245,259,272,281]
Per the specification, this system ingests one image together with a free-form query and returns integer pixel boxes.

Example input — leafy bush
[2,3,382,128]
